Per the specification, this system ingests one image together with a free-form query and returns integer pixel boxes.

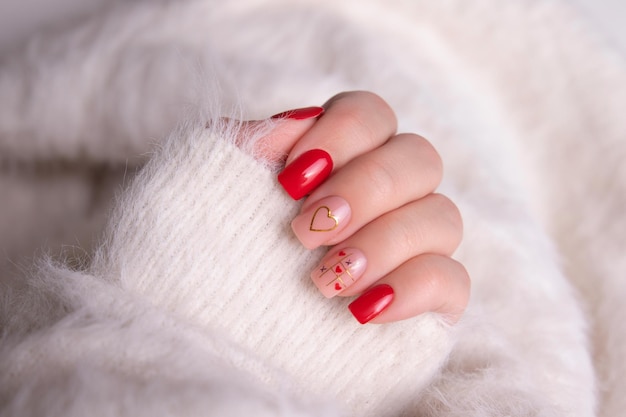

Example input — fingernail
[271,106,325,120]
[291,196,351,249]
[348,284,395,324]
[311,248,367,298]
[278,149,333,200]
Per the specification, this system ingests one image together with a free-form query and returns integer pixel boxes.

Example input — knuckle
[368,94,398,133]
[417,255,446,300]
[418,138,444,181]
[445,258,471,321]
[327,91,397,135]
[358,91,395,118]
[384,211,423,259]
[327,90,386,111]
[420,255,469,317]
[359,156,398,201]
[394,133,443,188]
[429,194,464,243]
[456,261,472,295]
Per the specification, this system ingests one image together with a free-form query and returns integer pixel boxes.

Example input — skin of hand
[244,91,470,324]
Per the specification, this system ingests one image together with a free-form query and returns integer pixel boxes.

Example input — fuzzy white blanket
[1,1,625,416]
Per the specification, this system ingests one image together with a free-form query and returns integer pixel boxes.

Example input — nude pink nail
[311,248,367,298]
[291,196,351,249]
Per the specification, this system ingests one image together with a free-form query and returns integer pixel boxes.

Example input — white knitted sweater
[1,1,625,416]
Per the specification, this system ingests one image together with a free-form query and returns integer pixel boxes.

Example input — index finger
[278,91,397,200]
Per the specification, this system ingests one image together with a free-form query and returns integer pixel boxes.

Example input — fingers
[311,193,463,298]
[287,91,397,167]
[349,255,470,325]
[277,91,397,199]
[290,133,442,249]
[266,91,469,325]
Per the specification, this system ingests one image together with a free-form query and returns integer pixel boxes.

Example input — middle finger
[291,133,442,249]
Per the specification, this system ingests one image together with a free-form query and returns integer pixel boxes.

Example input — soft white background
[1,0,626,55]
[0,1,623,416]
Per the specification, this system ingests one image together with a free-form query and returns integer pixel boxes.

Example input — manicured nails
[311,248,367,298]
[278,149,333,200]
[291,196,351,249]
[273,106,328,200]
[271,106,325,120]
[348,284,395,324]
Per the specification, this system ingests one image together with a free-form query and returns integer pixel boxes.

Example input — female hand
[266,91,470,324]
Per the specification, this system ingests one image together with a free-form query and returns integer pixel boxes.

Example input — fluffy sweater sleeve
[0,119,455,416]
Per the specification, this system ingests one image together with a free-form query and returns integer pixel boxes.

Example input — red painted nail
[271,106,324,120]
[348,284,395,324]
[278,149,333,200]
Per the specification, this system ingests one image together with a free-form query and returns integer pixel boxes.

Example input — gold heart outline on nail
[310,206,339,232]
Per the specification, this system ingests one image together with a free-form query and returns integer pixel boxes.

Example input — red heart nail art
[310,247,367,299]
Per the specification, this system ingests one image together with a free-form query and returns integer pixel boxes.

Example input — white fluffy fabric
[1,0,625,416]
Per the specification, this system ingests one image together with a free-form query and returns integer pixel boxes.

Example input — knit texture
[91,122,453,415]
